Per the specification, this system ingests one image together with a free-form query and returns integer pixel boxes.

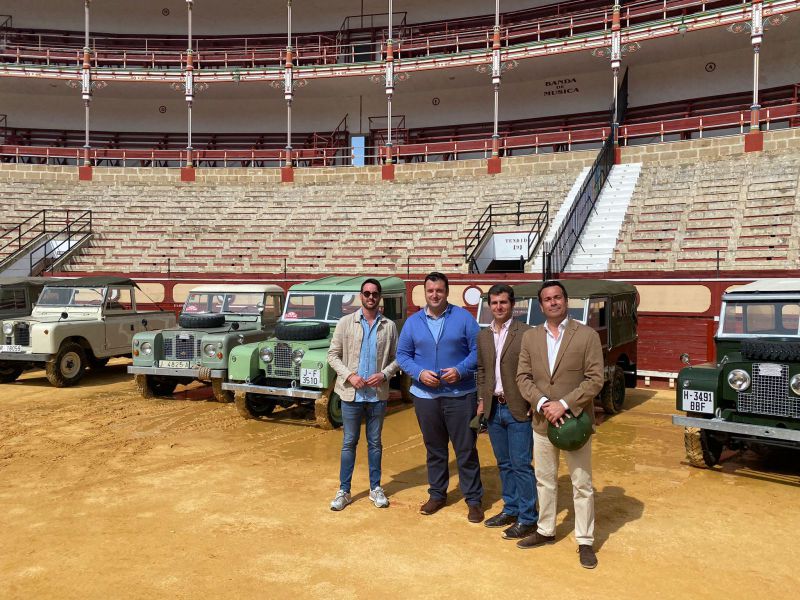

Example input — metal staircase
[0,209,93,277]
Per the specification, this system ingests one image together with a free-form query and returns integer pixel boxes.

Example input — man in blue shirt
[327,278,400,511]
[397,272,484,523]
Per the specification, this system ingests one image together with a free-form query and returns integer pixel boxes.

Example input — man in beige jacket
[327,278,400,511]
[515,280,604,569]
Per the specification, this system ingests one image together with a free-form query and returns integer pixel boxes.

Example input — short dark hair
[487,284,515,304]
[361,278,382,295]
[538,280,568,303]
[424,271,449,292]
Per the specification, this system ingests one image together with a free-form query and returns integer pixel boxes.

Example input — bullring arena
[1,1,799,598]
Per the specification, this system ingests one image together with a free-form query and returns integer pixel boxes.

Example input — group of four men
[326,272,604,569]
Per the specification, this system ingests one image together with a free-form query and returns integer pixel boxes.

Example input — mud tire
[178,313,226,329]
[45,342,87,388]
[211,378,233,403]
[135,374,177,398]
[600,366,626,414]
[684,427,723,468]
[0,364,23,383]
[315,390,343,430]
[741,339,800,362]
[275,321,330,342]
[234,391,276,419]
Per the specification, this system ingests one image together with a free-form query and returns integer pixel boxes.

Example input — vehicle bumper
[0,352,51,362]
[672,415,800,443]
[127,365,226,379]
[222,381,323,400]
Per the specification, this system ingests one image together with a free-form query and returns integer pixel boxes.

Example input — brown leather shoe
[516,530,556,549]
[419,497,446,515]
[467,504,485,523]
[578,545,598,569]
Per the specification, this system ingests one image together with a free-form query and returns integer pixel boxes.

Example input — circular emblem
[162,8,170,16]
[432,97,440,106]
[463,286,483,306]
[159,105,167,113]
[705,62,716,72]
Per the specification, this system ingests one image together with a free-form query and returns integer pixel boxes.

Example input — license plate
[0,345,22,353]
[300,368,322,387]
[159,360,191,369]
[682,389,715,414]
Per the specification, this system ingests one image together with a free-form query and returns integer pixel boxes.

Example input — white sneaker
[330,490,352,511]
[369,486,389,508]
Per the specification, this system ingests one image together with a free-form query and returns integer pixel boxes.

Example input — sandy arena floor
[1,358,798,599]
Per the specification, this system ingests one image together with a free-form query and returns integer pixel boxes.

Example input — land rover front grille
[15,325,30,346]
[272,342,299,379]
[163,339,173,357]
[737,363,800,419]
[165,335,199,360]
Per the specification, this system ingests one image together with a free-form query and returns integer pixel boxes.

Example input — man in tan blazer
[515,280,604,569]
[327,278,400,512]
[476,284,536,540]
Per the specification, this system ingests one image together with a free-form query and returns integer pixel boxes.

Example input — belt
[493,394,506,405]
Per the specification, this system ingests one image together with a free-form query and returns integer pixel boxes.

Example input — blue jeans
[487,402,538,525]
[339,400,387,493]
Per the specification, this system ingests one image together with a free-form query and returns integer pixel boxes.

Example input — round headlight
[2,323,13,335]
[203,343,216,358]
[140,342,152,355]
[259,347,273,363]
[727,369,751,391]
[292,349,305,365]
[790,374,800,396]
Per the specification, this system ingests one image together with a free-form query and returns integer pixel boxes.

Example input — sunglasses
[361,291,381,298]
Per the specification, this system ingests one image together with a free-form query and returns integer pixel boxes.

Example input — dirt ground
[1,359,798,599]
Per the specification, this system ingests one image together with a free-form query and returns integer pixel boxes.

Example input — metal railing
[464,200,549,272]
[543,134,615,278]
[29,210,92,275]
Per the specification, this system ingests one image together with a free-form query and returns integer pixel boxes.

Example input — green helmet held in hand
[548,410,592,451]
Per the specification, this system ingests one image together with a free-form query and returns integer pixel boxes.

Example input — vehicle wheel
[275,321,330,342]
[89,355,110,369]
[211,378,233,403]
[45,342,87,388]
[684,427,723,468]
[315,390,343,430]
[135,374,177,398]
[178,313,226,329]
[0,364,23,383]
[600,366,626,414]
[234,391,276,419]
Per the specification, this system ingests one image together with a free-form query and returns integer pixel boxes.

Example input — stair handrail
[29,209,92,276]
[543,134,614,278]
[464,204,493,264]
[0,209,47,257]
[526,200,550,260]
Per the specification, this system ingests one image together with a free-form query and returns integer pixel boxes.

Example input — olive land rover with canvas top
[673,279,800,468]
[477,279,638,414]
[128,284,285,401]
[0,276,175,386]
[0,277,56,320]
[223,276,407,429]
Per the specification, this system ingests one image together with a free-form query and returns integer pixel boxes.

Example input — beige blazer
[327,310,400,402]
[476,319,531,422]
[515,318,604,436]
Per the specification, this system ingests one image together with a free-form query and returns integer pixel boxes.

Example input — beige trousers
[533,430,594,546]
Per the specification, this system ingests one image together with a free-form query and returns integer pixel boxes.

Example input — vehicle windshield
[183,292,265,315]
[37,286,105,307]
[282,292,363,322]
[477,297,586,326]
[719,301,800,337]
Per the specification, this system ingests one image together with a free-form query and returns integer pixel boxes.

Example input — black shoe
[467,504,485,523]
[502,522,538,540]
[578,545,598,569]
[484,512,517,528]
[516,531,556,549]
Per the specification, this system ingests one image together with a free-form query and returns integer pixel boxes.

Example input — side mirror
[231,322,240,331]
[141,318,148,327]
[60,312,68,320]
[238,334,245,345]
[680,353,690,365]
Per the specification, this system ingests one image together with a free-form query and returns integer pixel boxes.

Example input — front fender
[30,321,99,355]
[228,342,261,382]
[676,363,721,413]
[132,331,162,366]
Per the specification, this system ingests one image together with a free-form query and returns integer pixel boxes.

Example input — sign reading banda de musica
[543,77,579,96]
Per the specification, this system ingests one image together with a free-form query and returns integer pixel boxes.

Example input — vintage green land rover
[477,279,638,414]
[128,284,285,401]
[673,279,800,468]
[223,275,407,429]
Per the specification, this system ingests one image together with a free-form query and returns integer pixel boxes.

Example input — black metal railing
[29,210,92,275]
[543,134,614,278]
[464,199,549,272]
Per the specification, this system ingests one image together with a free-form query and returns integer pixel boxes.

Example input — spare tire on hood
[178,312,226,329]
[275,321,330,341]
